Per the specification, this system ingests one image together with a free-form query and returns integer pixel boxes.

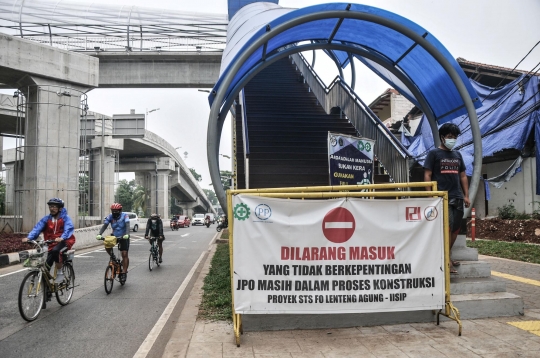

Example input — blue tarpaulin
[404,74,540,192]
[213,2,481,124]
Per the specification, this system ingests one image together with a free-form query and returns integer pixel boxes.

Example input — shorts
[448,198,464,233]
[118,238,130,252]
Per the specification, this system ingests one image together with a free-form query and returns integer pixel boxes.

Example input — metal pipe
[208,10,481,211]
[348,52,356,90]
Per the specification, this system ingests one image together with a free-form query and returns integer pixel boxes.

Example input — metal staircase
[235,55,409,190]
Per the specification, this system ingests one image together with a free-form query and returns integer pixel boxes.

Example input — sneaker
[159,257,163,263]
[55,272,64,284]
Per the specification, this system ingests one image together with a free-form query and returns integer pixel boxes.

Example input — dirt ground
[468,218,540,244]
[0,233,31,255]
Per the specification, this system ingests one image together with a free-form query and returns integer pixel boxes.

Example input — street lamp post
[145,108,160,130]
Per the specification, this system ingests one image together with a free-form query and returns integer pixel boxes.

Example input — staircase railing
[291,53,411,184]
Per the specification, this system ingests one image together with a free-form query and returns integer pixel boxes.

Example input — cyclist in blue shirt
[96,203,130,276]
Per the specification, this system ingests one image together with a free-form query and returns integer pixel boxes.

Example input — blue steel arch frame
[208,9,482,212]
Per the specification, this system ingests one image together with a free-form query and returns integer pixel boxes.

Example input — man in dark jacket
[145,213,164,263]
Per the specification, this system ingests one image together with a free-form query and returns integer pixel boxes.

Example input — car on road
[177,215,190,228]
[125,212,140,232]
[192,213,206,226]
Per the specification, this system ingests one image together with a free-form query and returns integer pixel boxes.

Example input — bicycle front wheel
[56,263,75,305]
[149,251,155,271]
[18,271,45,321]
[104,265,114,294]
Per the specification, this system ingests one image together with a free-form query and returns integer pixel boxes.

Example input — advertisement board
[328,132,375,186]
[233,195,445,314]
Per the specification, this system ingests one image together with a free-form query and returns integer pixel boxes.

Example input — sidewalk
[164,249,540,358]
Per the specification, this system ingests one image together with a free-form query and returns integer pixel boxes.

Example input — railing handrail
[296,52,411,157]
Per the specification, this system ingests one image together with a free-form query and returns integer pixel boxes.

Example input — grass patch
[467,239,540,264]
[198,243,232,321]
[220,229,229,240]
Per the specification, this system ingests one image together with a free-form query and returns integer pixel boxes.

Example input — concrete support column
[20,78,84,231]
[148,170,171,218]
[3,161,22,215]
[176,201,199,219]
[89,148,117,217]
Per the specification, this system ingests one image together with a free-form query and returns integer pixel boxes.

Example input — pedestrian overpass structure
[0,94,214,230]
[0,0,228,230]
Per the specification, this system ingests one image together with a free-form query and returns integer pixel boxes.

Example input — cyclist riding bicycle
[145,213,164,263]
[96,203,130,278]
[21,198,76,283]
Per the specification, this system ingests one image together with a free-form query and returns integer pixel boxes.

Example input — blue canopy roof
[211,2,481,124]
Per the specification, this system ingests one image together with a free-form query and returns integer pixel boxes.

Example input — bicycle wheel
[56,263,75,305]
[18,271,45,321]
[155,248,160,267]
[148,251,154,271]
[104,265,114,294]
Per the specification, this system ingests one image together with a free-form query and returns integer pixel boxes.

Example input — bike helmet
[150,213,159,219]
[110,202,122,219]
[47,197,64,208]
[110,203,123,210]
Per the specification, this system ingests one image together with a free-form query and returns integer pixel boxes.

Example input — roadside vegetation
[198,230,232,321]
[467,239,540,264]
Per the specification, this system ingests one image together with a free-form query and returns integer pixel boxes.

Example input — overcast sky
[4,0,540,193]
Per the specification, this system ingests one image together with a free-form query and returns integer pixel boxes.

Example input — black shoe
[159,257,162,263]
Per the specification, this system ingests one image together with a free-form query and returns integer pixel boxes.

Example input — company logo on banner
[328,132,375,187]
[233,195,445,314]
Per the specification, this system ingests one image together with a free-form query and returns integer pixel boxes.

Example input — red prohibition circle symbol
[322,207,356,243]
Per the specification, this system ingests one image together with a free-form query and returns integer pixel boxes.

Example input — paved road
[0,224,218,358]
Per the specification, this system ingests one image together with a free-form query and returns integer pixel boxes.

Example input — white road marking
[181,233,190,237]
[324,222,353,229]
[133,251,206,358]
[77,256,94,258]
[0,268,26,278]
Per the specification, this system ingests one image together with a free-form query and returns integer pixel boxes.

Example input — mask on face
[112,211,121,219]
[443,138,457,150]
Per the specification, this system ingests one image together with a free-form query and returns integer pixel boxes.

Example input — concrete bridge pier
[89,137,123,217]
[176,200,201,219]
[133,157,174,218]
[18,77,88,231]
[3,159,22,215]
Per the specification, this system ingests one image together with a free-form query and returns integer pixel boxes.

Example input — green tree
[132,185,149,217]
[116,179,135,211]
[203,189,218,206]
[78,174,90,215]
[190,168,202,182]
[220,170,232,191]
[170,196,183,216]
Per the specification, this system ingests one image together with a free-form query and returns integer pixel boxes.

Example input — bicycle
[102,236,127,294]
[18,239,76,321]
[148,237,160,271]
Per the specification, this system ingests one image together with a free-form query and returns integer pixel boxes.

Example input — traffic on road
[0,223,217,358]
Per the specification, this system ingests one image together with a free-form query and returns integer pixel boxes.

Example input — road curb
[0,250,37,267]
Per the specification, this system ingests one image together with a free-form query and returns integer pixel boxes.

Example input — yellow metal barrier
[227,182,461,346]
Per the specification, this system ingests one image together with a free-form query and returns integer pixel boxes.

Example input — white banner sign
[232,195,445,314]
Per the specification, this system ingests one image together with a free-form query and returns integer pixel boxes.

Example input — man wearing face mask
[96,203,131,277]
[424,123,470,274]
[145,213,164,263]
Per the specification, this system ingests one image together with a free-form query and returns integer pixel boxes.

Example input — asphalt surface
[0,224,218,358]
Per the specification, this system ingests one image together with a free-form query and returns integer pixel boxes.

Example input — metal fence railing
[290,53,412,184]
